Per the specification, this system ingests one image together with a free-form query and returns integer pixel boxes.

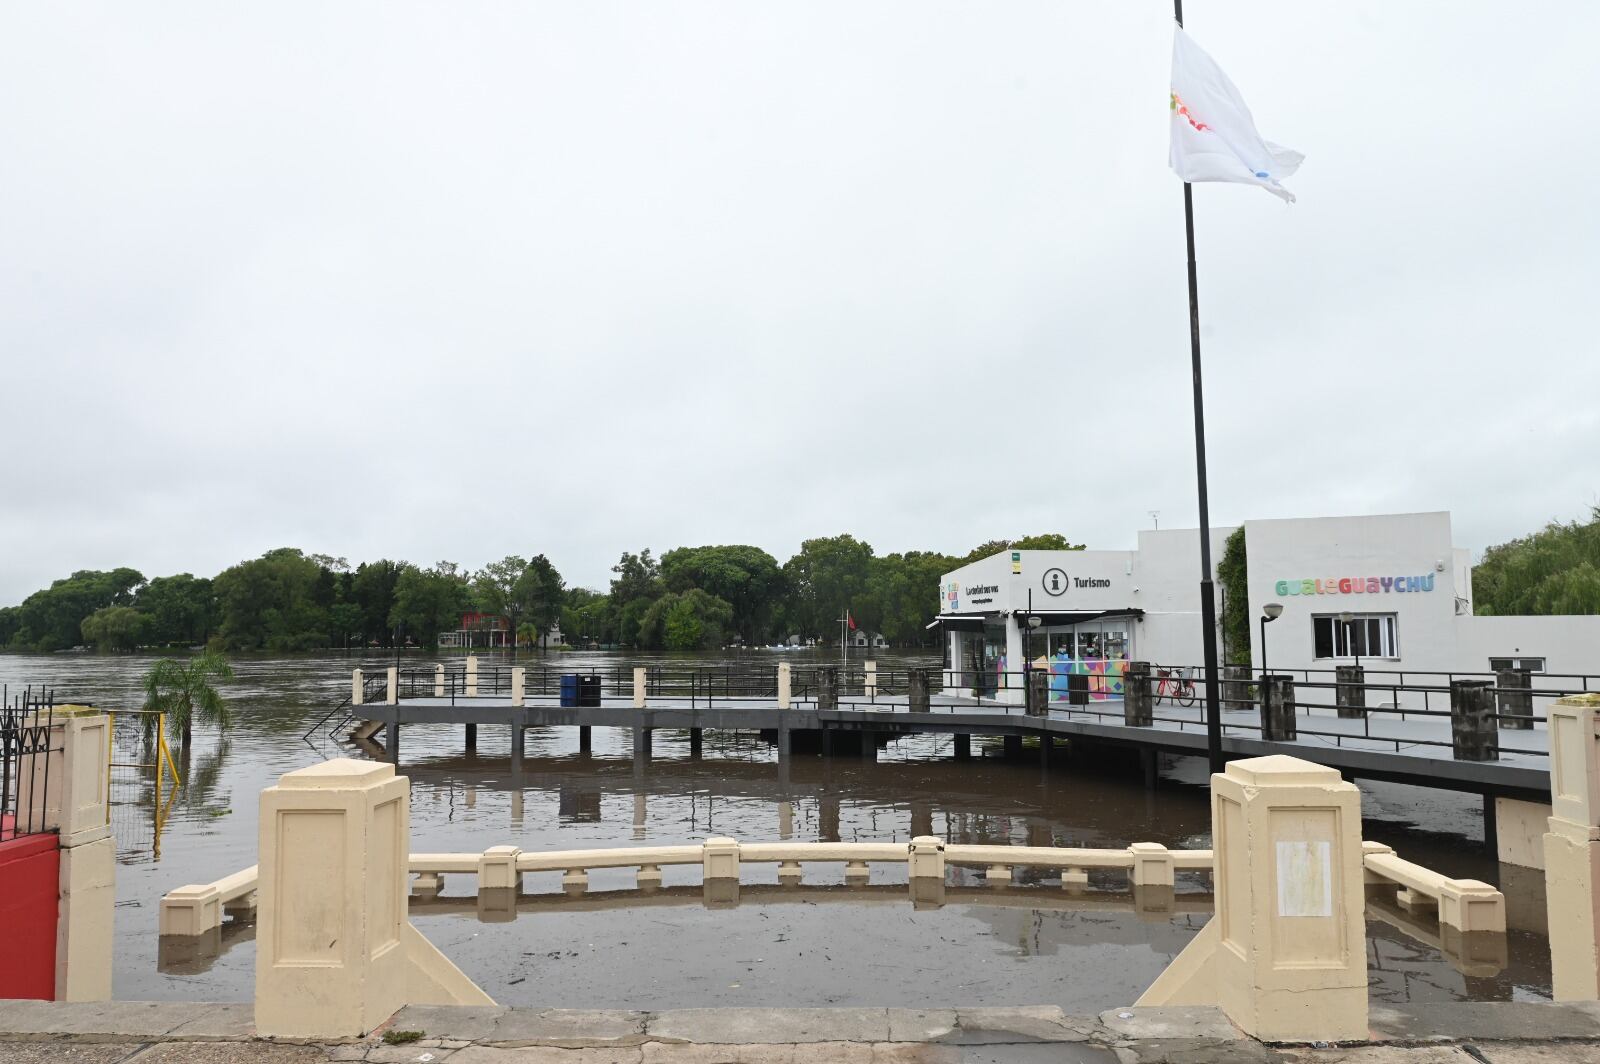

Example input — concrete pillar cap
[1557,693,1600,708]
[1223,754,1342,786]
[279,758,395,788]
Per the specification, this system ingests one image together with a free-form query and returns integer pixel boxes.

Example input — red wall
[0,832,60,999]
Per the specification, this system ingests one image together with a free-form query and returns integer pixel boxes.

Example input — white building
[933,511,1600,704]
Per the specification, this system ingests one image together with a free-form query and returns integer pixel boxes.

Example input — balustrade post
[1124,662,1153,727]
[1450,679,1497,761]
[1259,674,1296,741]
[352,669,364,707]
[633,667,647,709]
[466,654,478,697]
[511,667,525,707]
[1544,694,1600,999]
[1497,668,1533,731]
[433,664,445,698]
[1334,665,1365,719]
[703,837,740,907]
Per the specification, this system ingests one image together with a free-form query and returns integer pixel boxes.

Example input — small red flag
[847,611,857,631]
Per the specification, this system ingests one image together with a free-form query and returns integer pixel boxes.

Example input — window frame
[1311,612,1399,661]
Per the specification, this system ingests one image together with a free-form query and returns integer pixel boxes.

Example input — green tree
[135,574,217,646]
[961,534,1085,564]
[7,568,145,651]
[473,555,529,632]
[351,560,404,646]
[864,550,956,646]
[80,605,149,652]
[212,549,333,651]
[637,589,735,651]
[780,534,874,642]
[515,554,566,639]
[660,545,784,645]
[142,651,234,747]
[561,588,613,646]
[328,602,363,649]
[1475,508,1600,615]
[389,562,473,647]
[1216,527,1250,665]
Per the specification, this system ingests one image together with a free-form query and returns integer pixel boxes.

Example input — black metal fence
[1,685,59,842]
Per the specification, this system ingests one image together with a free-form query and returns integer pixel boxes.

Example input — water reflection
[0,650,1559,1006]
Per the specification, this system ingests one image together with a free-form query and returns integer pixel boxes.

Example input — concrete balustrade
[1544,693,1600,1000]
[1359,841,1504,933]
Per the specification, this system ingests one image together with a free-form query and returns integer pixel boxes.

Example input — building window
[1312,614,1398,660]
[1488,656,1546,674]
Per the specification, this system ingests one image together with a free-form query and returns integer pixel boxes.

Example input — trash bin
[578,674,602,708]
[1068,672,1089,706]
[560,673,580,707]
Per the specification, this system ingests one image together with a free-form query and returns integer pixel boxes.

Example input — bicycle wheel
[1177,681,1197,707]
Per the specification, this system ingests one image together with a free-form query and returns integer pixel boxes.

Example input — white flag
[1170,27,1303,203]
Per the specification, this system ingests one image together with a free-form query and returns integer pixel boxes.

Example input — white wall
[1455,615,1600,682]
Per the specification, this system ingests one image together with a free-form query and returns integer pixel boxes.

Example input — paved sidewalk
[4,1002,1600,1063]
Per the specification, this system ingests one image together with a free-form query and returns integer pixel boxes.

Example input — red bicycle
[1153,666,1197,706]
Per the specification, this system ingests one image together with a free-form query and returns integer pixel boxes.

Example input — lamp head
[1338,611,1354,624]
[1262,602,1284,622]
[1027,615,1042,629]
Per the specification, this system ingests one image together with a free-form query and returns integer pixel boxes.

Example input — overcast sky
[2,2,1596,604]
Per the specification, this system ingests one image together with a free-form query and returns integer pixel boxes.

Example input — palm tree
[142,652,234,747]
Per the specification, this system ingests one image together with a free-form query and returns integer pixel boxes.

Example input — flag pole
[1174,0,1225,776]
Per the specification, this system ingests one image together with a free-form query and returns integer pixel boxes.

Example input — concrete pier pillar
[1544,694,1600,999]
[1125,662,1153,727]
[1003,734,1023,759]
[1222,664,1250,711]
[776,725,791,760]
[1025,669,1049,717]
[911,800,933,838]
[465,723,477,751]
[1141,755,1369,1042]
[954,733,971,760]
[860,735,877,762]
[578,725,591,755]
[510,726,524,771]
[690,728,703,759]
[1497,668,1534,731]
[1451,680,1497,761]
[817,667,839,712]
[1141,747,1158,790]
[908,668,931,714]
[633,727,653,763]
[384,722,400,764]
[1259,675,1296,742]
[1335,665,1366,719]
[820,796,841,842]
[779,801,794,840]
[255,760,410,1037]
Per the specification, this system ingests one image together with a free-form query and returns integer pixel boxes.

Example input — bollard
[1497,668,1533,731]
[1544,694,1600,999]
[352,668,365,706]
[1025,668,1049,717]
[633,666,647,709]
[433,663,445,698]
[777,662,792,709]
[466,655,478,697]
[1138,755,1368,1041]
[1451,680,1497,761]
[1125,662,1153,727]
[817,666,838,712]
[1222,664,1250,711]
[908,668,930,714]
[1335,665,1366,719]
[1259,674,1296,741]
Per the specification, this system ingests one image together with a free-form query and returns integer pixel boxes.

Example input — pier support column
[690,728,703,759]
[465,723,477,752]
[820,796,841,842]
[578,725,592,755]
[510,726,524,771]
[954,734,971,760]
[1259,675,1296,742]
[1003,734,1023,759]
[1451,680,1498,761]
[1544,694,1600,999]
[633,727,653,764]
[384,722,400,765]
[860,736,877,762]
[1497,668,1534,731]
[1335,665,1366,719]
[1125,663,1153,727]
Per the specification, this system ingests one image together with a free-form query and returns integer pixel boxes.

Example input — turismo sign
[1274,574,1436,597]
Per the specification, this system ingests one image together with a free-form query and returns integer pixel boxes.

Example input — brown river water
[0,649,1553,1009]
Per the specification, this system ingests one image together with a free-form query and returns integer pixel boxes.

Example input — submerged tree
[142,651,234,747]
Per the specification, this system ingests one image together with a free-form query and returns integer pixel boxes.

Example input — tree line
[0,533,1083,654]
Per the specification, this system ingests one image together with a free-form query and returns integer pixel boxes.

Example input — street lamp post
[1259,603,1283,681]
[1338,610,1360,671]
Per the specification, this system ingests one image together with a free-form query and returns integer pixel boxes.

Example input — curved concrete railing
[162,835,1502,939]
